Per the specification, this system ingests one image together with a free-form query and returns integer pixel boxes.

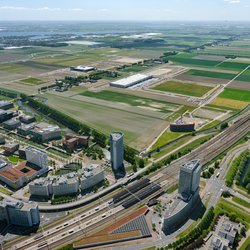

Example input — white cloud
[98,8,109,12]
[224,0,241,4]
[0,6,85,12]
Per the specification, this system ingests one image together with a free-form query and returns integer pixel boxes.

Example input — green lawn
[219,88,250,102]
[0,187,13,195]
[199,120,221,131]
[239,235,250,250]
[20,77,44,85]
[153,80,213,97]
[7,155,25,164]
[232,197,250,209]
[152,131,185,150]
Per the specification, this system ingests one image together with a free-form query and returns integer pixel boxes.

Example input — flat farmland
[211,98,249,110]
[152,80,213,97]
[185,69,236,80]
[218,88,250,102]
[81,90,180,113]
[45,93,169,150]
[19,77,44,85]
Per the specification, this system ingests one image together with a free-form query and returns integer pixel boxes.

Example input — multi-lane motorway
[3,110,250,250]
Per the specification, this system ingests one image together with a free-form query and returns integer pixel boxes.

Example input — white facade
[80,166,105,190]
[25,146,48,169]
[110,74,152,88]
[29,178,52,197]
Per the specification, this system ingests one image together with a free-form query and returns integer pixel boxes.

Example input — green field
[20,77,44,85]
[219,88,250,102]
[152,131,185,150]
[232,197,250,209]
[186,69,236,80]
[0,187,13,195]
[46,93,169,150]
[81,90,178,113]
[152,80,213,97]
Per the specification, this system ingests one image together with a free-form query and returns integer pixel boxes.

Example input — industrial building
[70,65,95,72]
[110,74,152,88]
[0,199,40,227]
[110,132,124,172]
[25,146,48,169]
[17,124,35,136]
[29,122,61,142]
[29,166,105,197]
[162,160,201,234]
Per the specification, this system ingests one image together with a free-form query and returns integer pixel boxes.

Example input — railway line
[3,111,250,250]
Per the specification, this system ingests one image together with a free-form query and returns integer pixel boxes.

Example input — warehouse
[110,74,152,88]
[71,65,95,72]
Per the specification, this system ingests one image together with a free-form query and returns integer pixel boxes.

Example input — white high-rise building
[110,132,124,170]
[25,146,48,169]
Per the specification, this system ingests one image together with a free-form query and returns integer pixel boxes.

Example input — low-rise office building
[3,119,21,130]
[63,134,89,150]
[0,101,14,110]
[19,115,36,124]
[0,199,40,227]
[4,143,19,155]
[79,165,105,190]
[30,122,61,142]
[0,109,14,122]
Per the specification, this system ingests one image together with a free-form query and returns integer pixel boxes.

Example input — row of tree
[22,94,138,164]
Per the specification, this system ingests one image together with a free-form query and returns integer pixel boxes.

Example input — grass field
[186,69,236,80]
[152,131,185,150]
[0,187,13,195]
[232,196,250,209]
[199,120,221,130]
[239,236,250,250]
[81,90,178,113]
[219,88,250,102]
[20,77,44,85]
[152,80,213,97]
[46,93,169,150]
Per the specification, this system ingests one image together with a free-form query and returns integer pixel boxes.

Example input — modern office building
[3,119,21,130]
[0,199,40,227]
[178,159,201,199]
[0,101,14,110]
[19,115,36,124]
[25,146,48,169]
[0,109,14,122]
[30,122,61,142]
[163,160,202,234]
[79,166,105,191]
[110,132,124,171]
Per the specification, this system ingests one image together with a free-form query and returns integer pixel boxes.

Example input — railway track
[4,111,250,250]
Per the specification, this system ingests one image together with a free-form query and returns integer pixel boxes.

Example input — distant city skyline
[0,0,250,21]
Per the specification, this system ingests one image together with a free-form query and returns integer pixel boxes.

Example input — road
[2,111,250,250]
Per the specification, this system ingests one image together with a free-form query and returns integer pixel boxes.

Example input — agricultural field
[45,93,170,150]
[219,88,250,102]
[211,98,249,110]
[19,77,44,85]
[81,90,180,113]
[185,69,236,80]
[152,80,213,97]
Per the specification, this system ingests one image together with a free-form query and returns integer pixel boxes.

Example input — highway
[3,111,250,250]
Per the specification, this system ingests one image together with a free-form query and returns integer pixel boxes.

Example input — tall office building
[25,146,48,169]
[178,159,201,197]
[110,132,124,171]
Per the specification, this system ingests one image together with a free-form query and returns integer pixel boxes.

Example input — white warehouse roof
[110,74,152,88]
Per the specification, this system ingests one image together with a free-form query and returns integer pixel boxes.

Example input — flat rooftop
[110,132,123,141]
[181,159,200,171]
[110,74,151,88]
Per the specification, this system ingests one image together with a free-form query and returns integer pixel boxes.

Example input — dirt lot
[193,108,227,120]
[228,80,250,91]
[192,55,226,61]
[113,57,143,64]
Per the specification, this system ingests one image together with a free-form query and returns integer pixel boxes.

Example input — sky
[0,0,250,21]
